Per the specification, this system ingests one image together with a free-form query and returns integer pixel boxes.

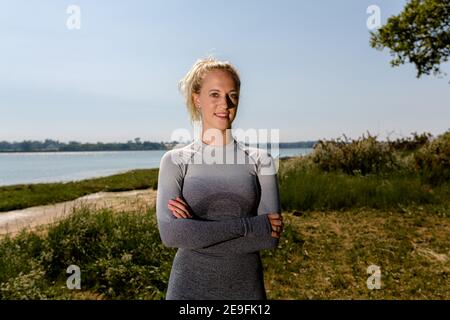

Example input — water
[0,148,312,187]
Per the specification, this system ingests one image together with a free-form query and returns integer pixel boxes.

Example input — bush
[414,130,450,186]
[41,206,175,299]
[0,232,44,285]
[310,131,399,176]
[387,132,432,152]
[0,206,176,300]
[0,262,53,300]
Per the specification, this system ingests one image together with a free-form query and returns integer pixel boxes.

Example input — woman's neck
[201,128,233,146]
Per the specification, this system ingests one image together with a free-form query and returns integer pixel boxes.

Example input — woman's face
[193,69,239,133]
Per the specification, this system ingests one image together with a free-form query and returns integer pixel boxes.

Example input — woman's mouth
[214,113,229,119]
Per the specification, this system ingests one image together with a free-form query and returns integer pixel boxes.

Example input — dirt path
[0,188,157,237]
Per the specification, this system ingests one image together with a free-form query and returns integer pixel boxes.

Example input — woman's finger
[168,199,185,211]
[169,207,184,219]
[268,213,281,220]
[168,200,190,216]
[270,222,284,233]
[169,199,188,211]
[172,211,184,219]
[269,220,283,229]
[169,199,193,217]
[268,214,283,226]
[168,203,189,218]
[176,197,193,217]
[176,196,189,207]
[168,205,184,218]
[270,220,283,226]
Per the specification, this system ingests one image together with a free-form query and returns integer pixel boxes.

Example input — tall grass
[278,166,448,212]
[278,130,450,212]
[414,130,450,186]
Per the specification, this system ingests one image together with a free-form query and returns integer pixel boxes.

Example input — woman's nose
[219,95,236,109]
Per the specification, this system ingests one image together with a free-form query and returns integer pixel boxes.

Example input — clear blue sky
[1,0,449,143]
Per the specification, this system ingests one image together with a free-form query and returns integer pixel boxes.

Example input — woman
[156,56,284,300]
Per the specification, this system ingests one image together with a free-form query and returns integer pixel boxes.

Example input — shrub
[310,131,399,176]
[387,131,432,152]
[0,206,175,300]
[414,130,450,186]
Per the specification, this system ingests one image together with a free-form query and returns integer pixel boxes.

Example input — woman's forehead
[202,70,238,91]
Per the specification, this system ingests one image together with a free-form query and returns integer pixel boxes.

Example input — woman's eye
[210,93,219,97]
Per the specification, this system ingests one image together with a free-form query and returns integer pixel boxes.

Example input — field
[0,131,449,299]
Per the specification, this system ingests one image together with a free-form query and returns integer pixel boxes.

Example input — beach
[0,188,156,237]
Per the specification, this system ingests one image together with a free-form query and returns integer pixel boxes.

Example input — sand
[0,188,157,237]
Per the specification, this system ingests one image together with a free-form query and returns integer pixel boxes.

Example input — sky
[1,0,449,143]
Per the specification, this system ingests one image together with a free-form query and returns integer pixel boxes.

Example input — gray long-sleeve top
[155,136,281,299]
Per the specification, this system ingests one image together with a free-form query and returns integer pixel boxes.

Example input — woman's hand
[268,213,284,238]
[168,196,193,219]
[168,198,283,238]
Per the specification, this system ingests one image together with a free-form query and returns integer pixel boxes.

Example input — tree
[370,0,450,80]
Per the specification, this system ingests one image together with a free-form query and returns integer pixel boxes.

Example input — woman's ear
[192,93,200,108]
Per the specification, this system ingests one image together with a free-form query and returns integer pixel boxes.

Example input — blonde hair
[178,56,241,123]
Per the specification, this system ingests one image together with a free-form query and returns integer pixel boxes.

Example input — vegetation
[414,130,450,186]
[0,205,448,299]
[262,208,450,299]
[0,130,449,299]
[0,138,316,153]
[0,138,169,152]
[279,164,449,212]
[370,0,450,80]
[0,206,174,299]
[279,130,450,212]
[246,141,316,149]
[0,168,159,212]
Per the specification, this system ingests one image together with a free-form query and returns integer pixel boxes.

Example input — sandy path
[0,188,157,237]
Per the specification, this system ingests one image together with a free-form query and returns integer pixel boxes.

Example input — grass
[0,204,448,299]
[0,155,449,299]
[0,168,159,212]
[278,157,450,212]
[262,207,450,299]
[0,205,175,299]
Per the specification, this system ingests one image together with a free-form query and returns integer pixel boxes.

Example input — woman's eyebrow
[208,89,238,93]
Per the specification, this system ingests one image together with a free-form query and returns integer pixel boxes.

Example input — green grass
[262,208,450,299]
[0,168,159,212]
[0,155,449,299]
[1,205,448,299]
[278,162,450,212]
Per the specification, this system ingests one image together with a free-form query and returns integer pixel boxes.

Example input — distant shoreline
[0,149,168,154]
[0,146,314,154]
[0,142,313,154]
[0,139,317,153]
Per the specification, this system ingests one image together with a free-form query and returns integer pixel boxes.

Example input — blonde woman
[156,56,284,300]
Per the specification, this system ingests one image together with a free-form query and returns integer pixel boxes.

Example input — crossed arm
[156,150,284,254]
